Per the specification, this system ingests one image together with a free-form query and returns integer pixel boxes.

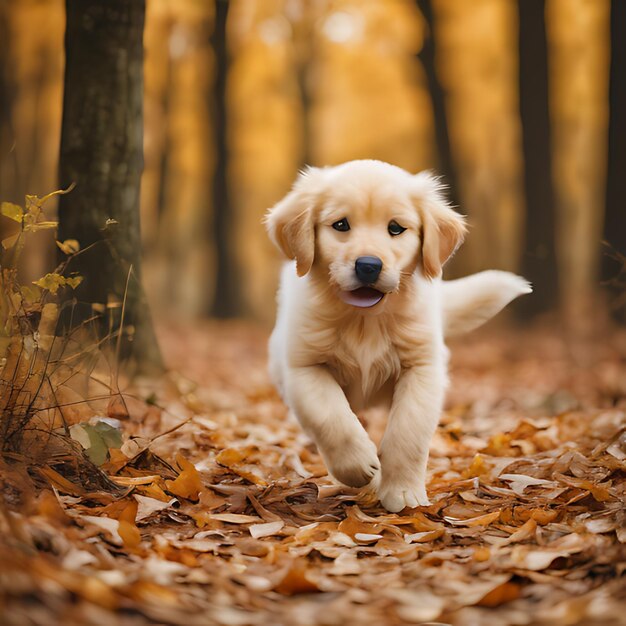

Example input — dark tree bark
[602,0,626,322]
[416,0,459,209]
[210,0,239,317]
[0,0,17,205]
[292,5,315,169]
[517,0,558,316]
[58,0,162,371]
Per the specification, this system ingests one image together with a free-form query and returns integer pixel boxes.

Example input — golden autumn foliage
[0,0,616,322]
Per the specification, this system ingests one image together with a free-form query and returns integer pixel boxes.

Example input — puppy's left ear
[412,172,467,280]
[264,167,326,277]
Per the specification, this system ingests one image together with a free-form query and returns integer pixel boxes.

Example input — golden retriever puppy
[265,160,530,512]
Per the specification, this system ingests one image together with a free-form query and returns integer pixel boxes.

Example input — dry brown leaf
[477,581,522,607]
[489,518,537,547]
[274,562,320,595]
[117,499,141,551]
[249,521,284,538]
[209,513,262,524]
[164,454,203,501]
[134,495,177,522]
[39,466,84,496]
[404,528,445,543]
[444,510,501,527]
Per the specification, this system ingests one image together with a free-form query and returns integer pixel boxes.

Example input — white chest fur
[326,316,401,403]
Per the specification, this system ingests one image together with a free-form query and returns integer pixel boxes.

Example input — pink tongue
[339,287,384,308]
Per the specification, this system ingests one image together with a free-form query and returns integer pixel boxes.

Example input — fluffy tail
[442,270,532,338]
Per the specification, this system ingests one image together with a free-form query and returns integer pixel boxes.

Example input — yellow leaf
[56,239,80,255]
[32,273,82,293]
[1,232,21,250]
[1,202,23,222]
[66,276,83,289]
[33,273,65,294]
[463,453,492,478]
[20,285,41,303]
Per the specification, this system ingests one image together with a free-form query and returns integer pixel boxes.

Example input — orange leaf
[215,447,250,466]
[275,563,320,595]
[473,546,491,562]
[40,466,84,496]
[339,507,382,538]
[463,453,492,478]
[37,490,70,524]
[165,454,202,501]
[118,499,141,551]
[445,510,501,527]
[477,581,521,607]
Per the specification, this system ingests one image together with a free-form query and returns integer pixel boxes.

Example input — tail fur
[442,270,532,338]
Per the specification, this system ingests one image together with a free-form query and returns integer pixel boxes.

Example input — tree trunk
[0,0,16,205]
[517,0,558,316]
[416,0,459,209]
[210,0,239,317]
[58,0,162,372]
[603,0,626,322]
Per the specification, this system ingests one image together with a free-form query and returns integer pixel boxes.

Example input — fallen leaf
[165,454,203,501]
[210,513,262,524]
[81,515,122,546]
[117,500,141,551]
[444,511,501,527]
[499,474,555,495]
[134,495,177,521]
[489,518,537,547]
[249,521,284,538]
[477,581,522,607]
[274,562,320,595]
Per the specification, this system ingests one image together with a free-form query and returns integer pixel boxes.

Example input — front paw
[324,436,380,488]
[377,478,430,513]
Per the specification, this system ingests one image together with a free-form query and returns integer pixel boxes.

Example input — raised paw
[323,434,381,488]
[377,479,430,513]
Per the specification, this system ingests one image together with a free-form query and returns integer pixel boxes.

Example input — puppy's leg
[285,365,380,488]
[377,364,445,512]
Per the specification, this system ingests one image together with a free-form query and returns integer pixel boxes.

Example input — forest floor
[1,321,625,626]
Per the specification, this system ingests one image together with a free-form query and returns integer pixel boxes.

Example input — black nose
[355,256,383,284]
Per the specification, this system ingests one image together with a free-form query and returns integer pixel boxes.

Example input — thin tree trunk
[518,0,558,316]
[416,0,459,209]
[603,0,626,322]
[292,3,316,169]
[0,0,16,205]
[210,0,239,317]
[58,0,162,372]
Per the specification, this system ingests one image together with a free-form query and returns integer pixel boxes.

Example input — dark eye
[332,218,350,232]
[388,220,406,236]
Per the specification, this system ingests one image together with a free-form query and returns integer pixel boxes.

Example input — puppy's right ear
[264,167,326,277]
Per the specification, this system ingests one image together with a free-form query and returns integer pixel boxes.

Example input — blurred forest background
[0,0,624,333]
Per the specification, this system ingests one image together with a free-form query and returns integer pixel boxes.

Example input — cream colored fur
[265,160,531,512]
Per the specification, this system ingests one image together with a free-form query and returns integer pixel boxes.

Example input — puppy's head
[265,160,466,310]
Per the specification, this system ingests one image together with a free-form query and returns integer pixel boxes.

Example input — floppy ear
[264,167,326,277]
[412,171,467,280]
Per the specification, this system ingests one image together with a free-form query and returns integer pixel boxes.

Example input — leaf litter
[1,321,625,625]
